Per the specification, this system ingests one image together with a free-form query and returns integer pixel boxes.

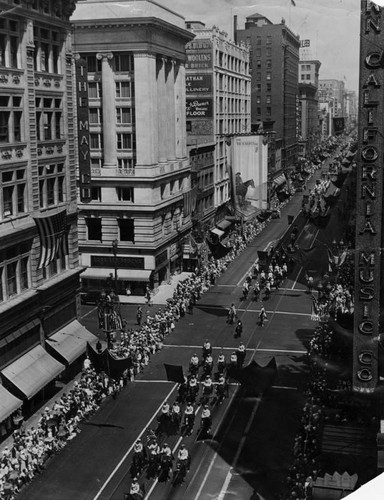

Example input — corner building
[72,0,194,292]
[0,0,89,436]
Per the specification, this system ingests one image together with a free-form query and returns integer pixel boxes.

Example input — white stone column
[96,52,116,168]
[174,61,186,160]
[133,52,157,166]
[157,57,168,163]
[166,59,176,161]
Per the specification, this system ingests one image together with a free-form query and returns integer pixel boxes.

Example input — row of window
[256,71,272,81]
[89,186,134,203]
[0,242,31,302]
[90,158,136,170]
[255,60,272,70]
[85,54,134,73]
[0,94,63,145]
[256,107,272,117]
[216,74,249,94]
[255,82,272,92]
[252,47,272,58]
[39,163,65,208]
[301,74,312,81]
[256,95,272,104]
[88,81,133,99]
[86,217,134,242]
[0,162,66,219]
[216,118,249,135]
[196,194,214,214]
[90,133,136,151]
[0,94,22,143]
[89,107,135,125]
[217,97,249,114]
[216,50,248,74]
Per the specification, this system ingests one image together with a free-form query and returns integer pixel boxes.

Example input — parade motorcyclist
[171,401,181,428]
[187,375,199,402]
[217,351,226,374]
[176,444,190,471]
[129,477,142,495]
[189,353,199,374]
[202,339,212,359]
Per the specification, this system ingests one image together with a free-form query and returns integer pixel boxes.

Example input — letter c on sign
[357,368,373,382]
[359,320,374,334]
[358,351,373,365]
[365,52,383,68]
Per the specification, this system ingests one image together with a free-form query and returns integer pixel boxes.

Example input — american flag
[183,187,198,217]
[33,209,69,269]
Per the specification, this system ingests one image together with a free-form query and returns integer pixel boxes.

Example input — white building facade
[72,0,194,292]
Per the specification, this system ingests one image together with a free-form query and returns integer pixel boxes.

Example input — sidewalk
[117,272,193,306]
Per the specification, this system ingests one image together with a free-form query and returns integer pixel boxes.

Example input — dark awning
[216,219,232,231]
[81,268,152,282]
[1,345,65,399]
[46,320,98,365]
[0,385,22,422]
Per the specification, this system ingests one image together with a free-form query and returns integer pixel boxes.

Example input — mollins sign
[354,0,384,392]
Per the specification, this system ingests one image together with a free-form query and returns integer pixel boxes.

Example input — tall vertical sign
[354,0,384,392]
[75,57,92,203]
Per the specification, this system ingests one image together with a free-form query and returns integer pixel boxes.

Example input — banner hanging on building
[33,209,69,269]
[229,136,268,219]
[75,56,92,203]
[332,117,345,135]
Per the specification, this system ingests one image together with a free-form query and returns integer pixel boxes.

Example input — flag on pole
[33,209,69,269]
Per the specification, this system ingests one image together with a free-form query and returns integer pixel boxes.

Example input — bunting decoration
[33,209,69,269]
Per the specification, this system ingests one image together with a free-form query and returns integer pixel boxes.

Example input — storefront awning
[272,175,286,188]
[0,385,22,423]
[216,219,232,231]
[46,320,98,365]
[81,268,152,282]
[1,345,65,400]
[210,228,225,238]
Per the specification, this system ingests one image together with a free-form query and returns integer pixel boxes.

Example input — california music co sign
[353,0,384,392]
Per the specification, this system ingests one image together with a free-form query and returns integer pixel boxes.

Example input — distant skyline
[158,0,360,92]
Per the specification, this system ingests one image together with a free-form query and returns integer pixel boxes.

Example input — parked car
[80,289,100,305]
[257,210,272,222]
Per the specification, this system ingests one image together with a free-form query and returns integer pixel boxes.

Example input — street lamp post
[112,239,118,293]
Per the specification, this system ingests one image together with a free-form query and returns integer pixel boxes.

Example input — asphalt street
[18,163,333,500]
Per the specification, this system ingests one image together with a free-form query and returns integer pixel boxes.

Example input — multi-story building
[299,59,321,87]
[185,22,251,228]
[298,60,322,157]
[236,13,300,173]
[72,0,194,292]
[0,0,94,436]
[318,79,346,118]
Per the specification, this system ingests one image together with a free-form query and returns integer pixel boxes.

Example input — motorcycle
[156,412,171,437]
[199,417,212,440]
[124,485,145,500]
[172,460,189,487]
[182,413,195,436]
[158,456,173,482]
[130,451,146,477]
